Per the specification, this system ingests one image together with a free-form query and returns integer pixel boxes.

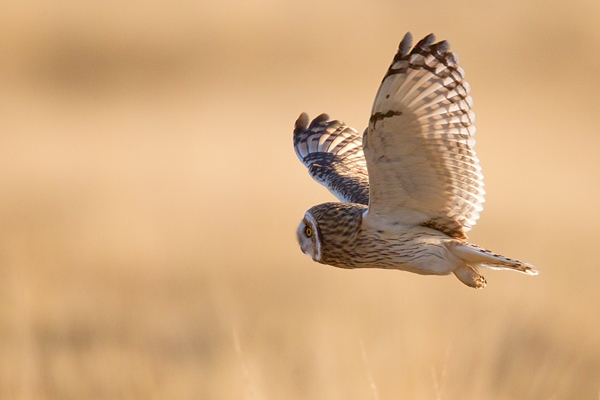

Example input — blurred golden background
[1,0,599,398]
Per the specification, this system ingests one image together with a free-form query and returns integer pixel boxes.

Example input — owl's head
[296,211,322,261]
[296,202,367,264]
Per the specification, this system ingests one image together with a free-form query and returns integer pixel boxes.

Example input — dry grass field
[1,1,600,399]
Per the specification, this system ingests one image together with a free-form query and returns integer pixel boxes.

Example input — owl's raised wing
[363,32,485,239]
[294,113,369,205]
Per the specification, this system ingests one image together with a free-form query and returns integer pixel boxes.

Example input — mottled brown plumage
[294,32,537,288]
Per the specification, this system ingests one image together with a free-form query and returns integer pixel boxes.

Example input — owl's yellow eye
[305,226,313,237]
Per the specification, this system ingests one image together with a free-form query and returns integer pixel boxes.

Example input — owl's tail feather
[451,243,538,275]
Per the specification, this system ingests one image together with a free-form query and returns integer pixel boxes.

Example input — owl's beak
[300,242,315,260]
[299,242,307,255]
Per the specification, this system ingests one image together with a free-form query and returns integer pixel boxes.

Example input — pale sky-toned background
[0,1,599,399]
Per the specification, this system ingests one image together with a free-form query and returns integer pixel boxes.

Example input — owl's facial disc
[296,212,321,261]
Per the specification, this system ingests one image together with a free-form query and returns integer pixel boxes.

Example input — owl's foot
[453,265,487,289]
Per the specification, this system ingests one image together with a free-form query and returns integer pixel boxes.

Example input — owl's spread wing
[294,113,369,205]
[363,32,485,238]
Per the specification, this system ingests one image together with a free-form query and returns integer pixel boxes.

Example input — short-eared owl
[294,32,537,288]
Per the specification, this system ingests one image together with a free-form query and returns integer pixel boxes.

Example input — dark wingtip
[435,39,450,54]
[412,33,436,54]
[307,113,330,130]
[430,39,456,64]
[294,112,309,135]
[397,32,443,61]
[312,113,330,124]
[398,32,413,56]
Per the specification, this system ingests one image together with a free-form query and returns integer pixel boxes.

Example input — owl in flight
[293,32,537,288]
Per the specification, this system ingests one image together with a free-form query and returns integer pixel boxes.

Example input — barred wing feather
[294,113,369,205]
[363,33,485,238]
